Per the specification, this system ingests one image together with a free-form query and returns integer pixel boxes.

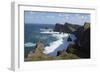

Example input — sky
[24,11,90,25]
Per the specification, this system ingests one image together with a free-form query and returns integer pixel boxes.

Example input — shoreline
[43,33,73,56]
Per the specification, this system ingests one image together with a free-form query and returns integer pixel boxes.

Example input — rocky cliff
[73,22,90,58]
[54,22,81,33]
[54,22,90,58]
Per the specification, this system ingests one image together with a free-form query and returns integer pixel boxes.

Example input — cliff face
[76,23,90,58]
[54,22,81,33]
[54,22,90,58]
[73,23,90,58]
[53,23,65,32]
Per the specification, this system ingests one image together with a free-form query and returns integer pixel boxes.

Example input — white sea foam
[40,28,53,32]
[24,42,36,47]
[43,33,72,56]
[40,29,76,56]
[40,28,60,34]
[43,39,63,54]
[40,31,59,34]
[43,32,76,56]
[52,33,69,39]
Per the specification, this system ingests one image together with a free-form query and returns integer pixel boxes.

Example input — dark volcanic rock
[54,23,65,33]
[77,28,90,58]
[67,36,72,42]
[54,22,81,33]
[72,22,90,58]
[64,22,81,33]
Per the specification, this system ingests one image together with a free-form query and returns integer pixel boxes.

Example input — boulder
[57,50,67,56]
[27,41,45,58]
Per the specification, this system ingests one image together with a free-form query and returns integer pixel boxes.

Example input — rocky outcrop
[71,22,90,58]
[54,22,81,33]
[76,28,90,58]
[27,41,45,58]
[67,36,72,42]
[54,22,90,58]
[53,23,65,33]
[64,22,81,33]
[57,50,67,56]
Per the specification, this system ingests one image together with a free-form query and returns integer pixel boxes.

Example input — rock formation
[71,22,90,58]
[53,22,90,58]
[27,41,45,58]
[54,22,81,33]
[57,50,67,56]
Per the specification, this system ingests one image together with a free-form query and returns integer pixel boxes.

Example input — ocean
[24,24,58,57]
[24,24,76,57]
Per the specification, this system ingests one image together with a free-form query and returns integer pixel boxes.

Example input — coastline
[43,32,76,56]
